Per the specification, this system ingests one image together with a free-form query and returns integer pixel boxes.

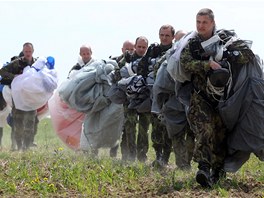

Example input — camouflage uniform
[151,114,172,165]
[12,108,37,150]
[180,32,255,185]
[0,57,37,150]
[137,112,150,162]
[121,105,150,162]
[118,53,151,162]
[121,105,137,161]
[171,124,195,170]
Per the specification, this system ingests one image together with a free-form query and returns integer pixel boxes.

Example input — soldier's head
[196,8,216,40]
[121,40,135,55]
[134,36,148,57]
[174,30,187,42]
[22,42,34,62]
[159,24,175,46]
[79,44,92,64]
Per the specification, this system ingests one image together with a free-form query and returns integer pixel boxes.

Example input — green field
[0,118,263,197]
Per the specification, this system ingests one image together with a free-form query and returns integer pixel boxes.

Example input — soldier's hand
[209,60,221,70]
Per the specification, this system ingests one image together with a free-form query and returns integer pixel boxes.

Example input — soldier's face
[196,15,215,40]
[159,28,174,46]
[23,45,34,61]
[80,47,92,64]
[135,39,148,57]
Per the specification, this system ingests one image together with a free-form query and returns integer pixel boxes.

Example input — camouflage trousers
[12,107,37,151]
[120,107,150,162]
[187,92,227,170]
[171,123,195,170]
[151,114,172,163]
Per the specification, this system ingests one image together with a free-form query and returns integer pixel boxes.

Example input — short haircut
[196,8,214,21]
[159,24,175,37]
[23,42,34,50]
[135,36,148,45]
[80,44,92,52]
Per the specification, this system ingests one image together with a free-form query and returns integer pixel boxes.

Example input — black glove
[146,43,161,58]
[124,50,133,63]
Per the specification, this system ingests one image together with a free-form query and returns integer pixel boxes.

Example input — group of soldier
[1,7,262,188]
[105,7,259,188]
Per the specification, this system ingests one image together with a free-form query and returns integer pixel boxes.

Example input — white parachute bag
[11,56,58,111]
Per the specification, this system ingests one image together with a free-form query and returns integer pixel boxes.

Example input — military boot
[196,162,212,188]
[152,148,163,168]
[162,150,171,166]
[210,167,226,184]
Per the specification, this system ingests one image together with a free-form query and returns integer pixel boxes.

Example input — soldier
[0,42,37,151]
[179,8,254,187]
[109,40,135,64]
[171,30,195,170]
[109,40,135,159]
[150,25,175,167]
[119,37,150,162]
[179,8,227,188]
[68,44,95,78]
[153,30,195,170]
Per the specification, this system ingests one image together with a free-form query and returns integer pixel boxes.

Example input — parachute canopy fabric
[58,60,114,113]
[152,61,188,138]
[80,103,124,150]
[59,60,124,150]
[48,91,85,150]
[37,103,49,120]
[11,66,58,111]
[219,55,264,172]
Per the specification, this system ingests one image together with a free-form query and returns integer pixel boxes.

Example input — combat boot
[152,148,163,168]
[196,162,212,188]
[210,167,226,184]
[161,151,171,166]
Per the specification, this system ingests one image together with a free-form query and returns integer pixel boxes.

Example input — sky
[0,0,263,83]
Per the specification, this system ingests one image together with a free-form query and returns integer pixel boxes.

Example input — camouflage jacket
[180,34,255,94]
[0,57,36,85]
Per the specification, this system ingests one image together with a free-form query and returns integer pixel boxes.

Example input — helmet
[208,67,230,87]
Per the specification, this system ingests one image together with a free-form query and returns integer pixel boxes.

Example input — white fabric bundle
[11,57,58,111]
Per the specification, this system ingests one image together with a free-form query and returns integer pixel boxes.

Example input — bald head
[122,40,135,54]
[80,44,92,64]
[174,30,187,41]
